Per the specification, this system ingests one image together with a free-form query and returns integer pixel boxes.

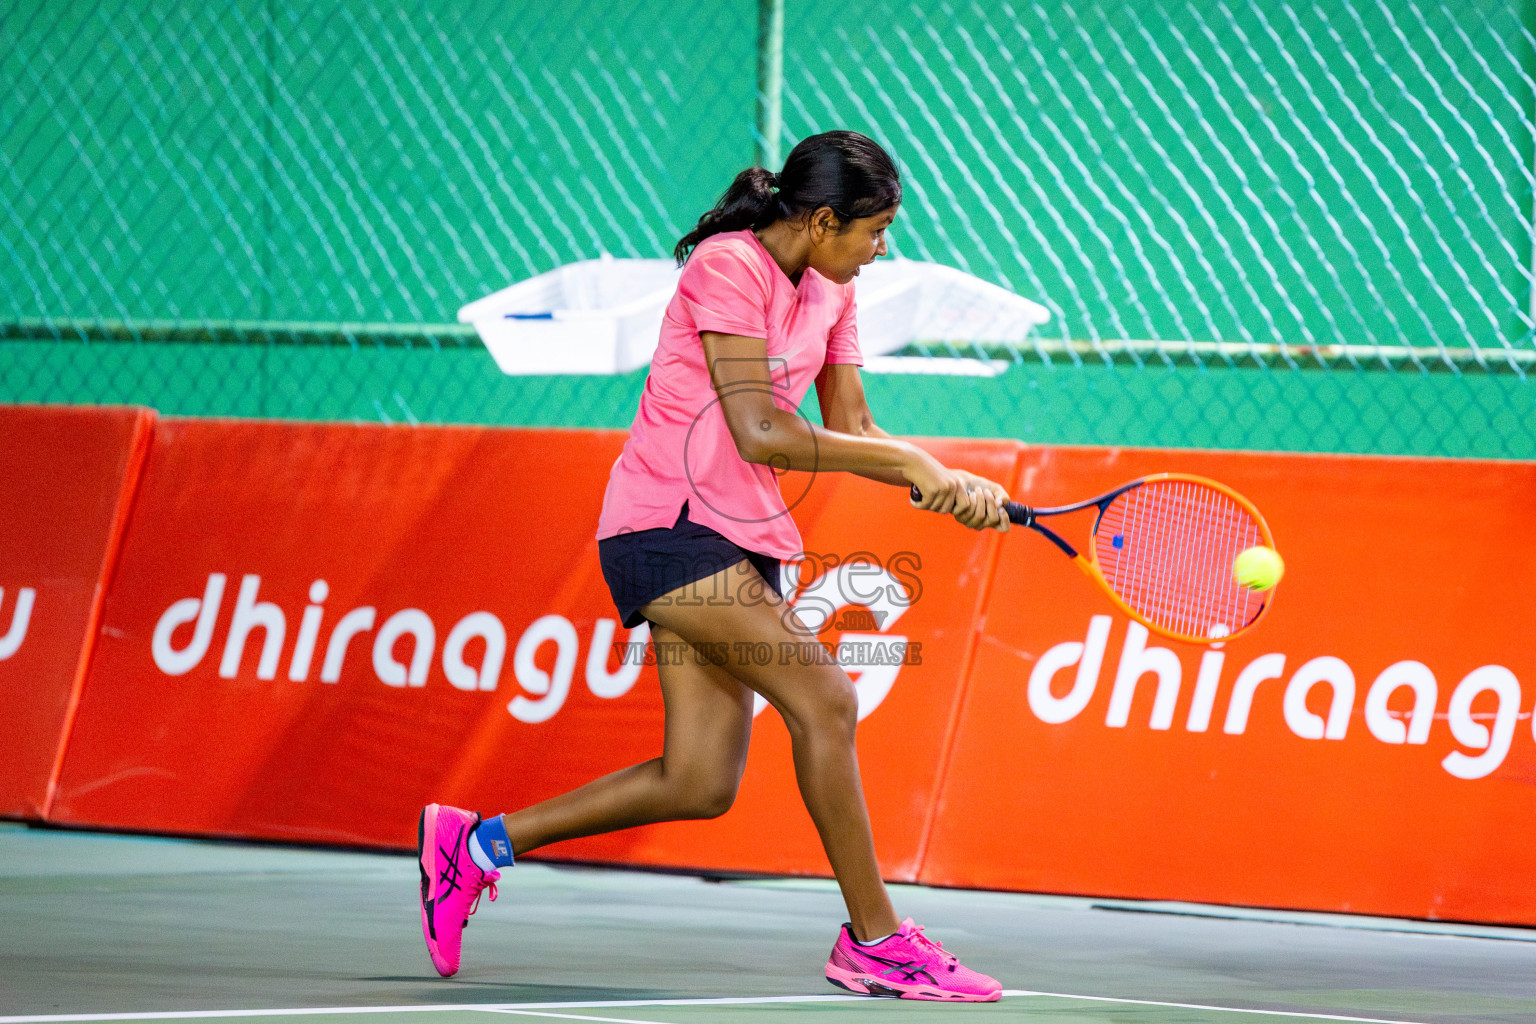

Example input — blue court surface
[1,822,1532,1024]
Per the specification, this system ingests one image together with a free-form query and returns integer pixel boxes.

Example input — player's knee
[803,672,859,739]
[689,785,738,820]
[670,770,741,820]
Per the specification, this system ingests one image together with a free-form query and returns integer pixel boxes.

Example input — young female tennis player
[419,130,1009,1001]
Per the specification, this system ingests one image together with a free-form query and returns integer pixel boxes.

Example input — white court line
[1017,990,1429,1024]
[0,998,864,1024]
[484,1012,678,1024]
[0,991,1431,1024]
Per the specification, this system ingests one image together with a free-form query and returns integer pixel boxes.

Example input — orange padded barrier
[919,446,1536,926]
[49,419,1008,882]
[53,420,641,847]
[0,404,155,819]
[45,418,1536,925]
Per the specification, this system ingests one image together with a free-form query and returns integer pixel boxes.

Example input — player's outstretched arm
[702,336,1008,530]
[811,361,1010,531]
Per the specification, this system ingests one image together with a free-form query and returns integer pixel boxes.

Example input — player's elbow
[726,413,780,466]
[733,433,776,466]
[822,406,876,437]
[840,413,879,437]
[820,411,854,435]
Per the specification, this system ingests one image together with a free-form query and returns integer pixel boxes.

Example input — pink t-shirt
[596,230,863,558]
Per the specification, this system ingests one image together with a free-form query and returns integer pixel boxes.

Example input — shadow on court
[1,822,1533,1024]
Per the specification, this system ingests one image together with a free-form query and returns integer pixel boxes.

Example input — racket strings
[1094,480,1264,640]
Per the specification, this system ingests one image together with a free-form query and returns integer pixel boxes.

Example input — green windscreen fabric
[3,1,1534,458]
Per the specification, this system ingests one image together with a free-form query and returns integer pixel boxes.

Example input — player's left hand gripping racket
[913,473,1277,644]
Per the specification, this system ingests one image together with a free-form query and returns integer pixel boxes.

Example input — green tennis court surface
[2,823,1531,1024]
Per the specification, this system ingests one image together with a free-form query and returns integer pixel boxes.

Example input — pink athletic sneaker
[825,918,1001,1002]
[417,803,499,977]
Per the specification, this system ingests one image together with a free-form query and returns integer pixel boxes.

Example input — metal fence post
[755,0,783,170]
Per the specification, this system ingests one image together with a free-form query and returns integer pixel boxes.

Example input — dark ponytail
[672,167,782,265]
[674,130,902,265]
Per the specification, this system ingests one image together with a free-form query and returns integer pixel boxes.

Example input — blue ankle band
[473,815,516,868]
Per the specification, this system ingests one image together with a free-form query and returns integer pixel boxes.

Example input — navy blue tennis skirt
[598,503,783,628]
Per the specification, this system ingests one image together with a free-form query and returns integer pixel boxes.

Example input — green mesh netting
[3,0,1534,458]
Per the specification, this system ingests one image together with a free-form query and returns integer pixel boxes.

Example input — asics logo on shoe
[856,951,938,986]
[436,828,467,899]
[420,805,501,980]
[423,824,469,943]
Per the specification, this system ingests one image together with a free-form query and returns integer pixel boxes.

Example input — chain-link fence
[4,0,1534,458]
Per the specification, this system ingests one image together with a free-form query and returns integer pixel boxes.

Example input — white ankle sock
[467,827,498,873]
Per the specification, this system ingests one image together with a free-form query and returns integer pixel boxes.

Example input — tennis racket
[912,473,1277,644]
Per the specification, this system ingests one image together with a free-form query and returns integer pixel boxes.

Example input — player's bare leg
[496,563,898,942]
[500,622,754,849]
[640,565,899,943]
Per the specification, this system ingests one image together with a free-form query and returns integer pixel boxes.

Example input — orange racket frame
[916,472,1278,644]
[1009,473,1276,644]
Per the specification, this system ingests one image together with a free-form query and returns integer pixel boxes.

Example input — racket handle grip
[909,484,1032,525]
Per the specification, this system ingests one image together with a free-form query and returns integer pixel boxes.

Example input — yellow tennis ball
[1233,545,1284,591]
